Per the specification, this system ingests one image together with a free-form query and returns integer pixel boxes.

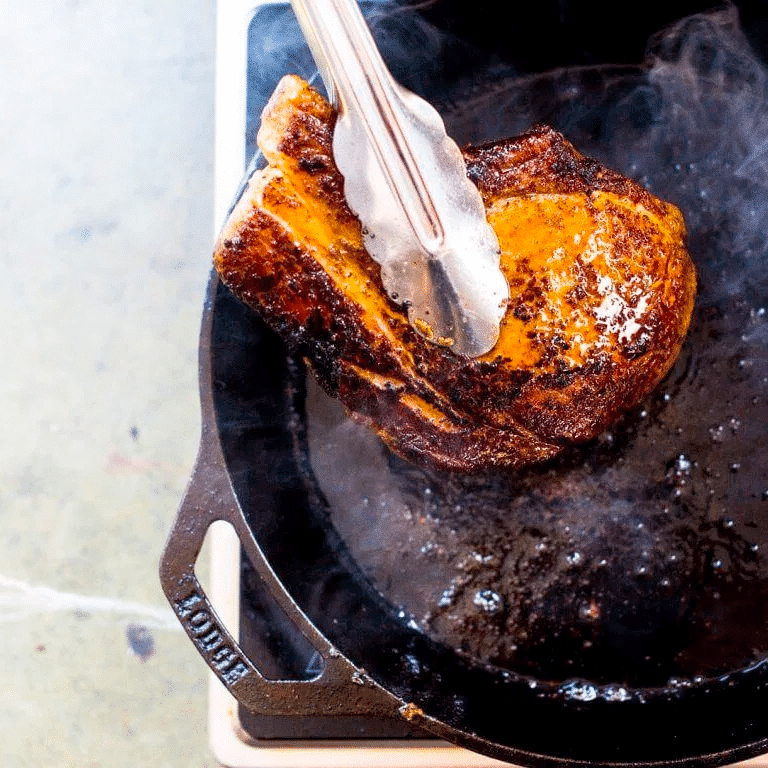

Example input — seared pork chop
[214,75,695,472]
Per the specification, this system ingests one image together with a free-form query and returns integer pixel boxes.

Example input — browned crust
[464,125,670,211]
[214,76,696,473]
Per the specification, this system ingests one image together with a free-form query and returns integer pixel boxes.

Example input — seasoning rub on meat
[214,75,696,473]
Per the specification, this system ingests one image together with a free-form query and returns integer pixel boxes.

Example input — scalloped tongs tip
[290,0,510,357]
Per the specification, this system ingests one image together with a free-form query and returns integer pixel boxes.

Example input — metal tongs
[290,0,510,357]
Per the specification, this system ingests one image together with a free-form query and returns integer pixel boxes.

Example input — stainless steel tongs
[290,0,510,357]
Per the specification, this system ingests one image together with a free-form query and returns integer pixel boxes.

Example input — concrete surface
[1,1,218,765]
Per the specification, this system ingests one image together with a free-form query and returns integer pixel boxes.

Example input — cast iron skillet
[161,2,768,764]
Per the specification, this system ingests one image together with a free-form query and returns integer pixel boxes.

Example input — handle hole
[202,520,324,682]
[195,520,241,648]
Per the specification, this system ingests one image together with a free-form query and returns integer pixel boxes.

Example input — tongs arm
[291,0,443,254]
[290,0,510,357]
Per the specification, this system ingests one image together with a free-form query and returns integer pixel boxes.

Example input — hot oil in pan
[300,8,768,689]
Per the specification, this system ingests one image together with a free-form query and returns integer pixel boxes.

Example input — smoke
[440,6,768,303]
[632,7,768,297]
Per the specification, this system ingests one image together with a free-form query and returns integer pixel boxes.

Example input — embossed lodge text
[175,591,250,685]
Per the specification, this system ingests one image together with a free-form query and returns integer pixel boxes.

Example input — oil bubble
[566,551,583,566]
[473,589,504,615]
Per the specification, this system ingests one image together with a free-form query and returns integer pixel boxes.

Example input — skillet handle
[159,426,402,718]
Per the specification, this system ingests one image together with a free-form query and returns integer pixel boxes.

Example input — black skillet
[161,1,768,764]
